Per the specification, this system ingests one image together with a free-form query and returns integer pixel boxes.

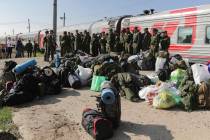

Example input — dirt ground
[1,57,210,140]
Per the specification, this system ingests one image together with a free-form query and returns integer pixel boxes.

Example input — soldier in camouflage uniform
[43,31,50,61]
[83,30,91,54]
[120,29,126,52]
[150,28,160,57]
[75,30,81,51]
[124,28,133,54]
[48,30,56,61]
[114,32,121,53]
[132,27,142,54]
[60,31,69,57]
[106,29,115,53]
[67,32,72,53]
[99,32,107,54]
[70,33,75,51]
[91,33,100,56]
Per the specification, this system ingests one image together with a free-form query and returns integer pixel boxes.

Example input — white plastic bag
[128,55,143,63]
[76,65,92,81]
[191,64,210,85]
[155,57,166,72]
[139,85,157,100]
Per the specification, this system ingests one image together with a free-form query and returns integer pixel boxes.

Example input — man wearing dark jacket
[25,40,33,58]
[141,28,151,51]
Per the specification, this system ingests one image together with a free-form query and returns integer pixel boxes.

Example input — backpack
[157,69,168,82]
[0,72,16,91]
[68,73,81,89]
[58,66,72,87]
[82,109,113,140]
[179,68,198,111]
[99,82,121,128]
[38,67,61,95]
[197,81,210,109]
[137,52,156,70]
[111,73,149,102]
[2,74,39,106]
[96,62,122,80]
[3,61,17,72]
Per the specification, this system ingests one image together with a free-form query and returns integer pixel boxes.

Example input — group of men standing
[2,37,38,59]
[56,27,171,59]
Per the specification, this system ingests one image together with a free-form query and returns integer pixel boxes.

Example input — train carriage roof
[125,4,210,23]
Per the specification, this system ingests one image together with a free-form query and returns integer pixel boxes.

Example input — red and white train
[1,4,210,63]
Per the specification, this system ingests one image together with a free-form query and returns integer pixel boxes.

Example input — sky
[0,0,209,36]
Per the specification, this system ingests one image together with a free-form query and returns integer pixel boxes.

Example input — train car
[18,32,38,46]
[89,15,131,35]
[121,4,210,63]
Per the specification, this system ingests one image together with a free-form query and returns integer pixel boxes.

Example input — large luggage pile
[2,49,210,139]
[138,53,210,112]
[0,60,62,106]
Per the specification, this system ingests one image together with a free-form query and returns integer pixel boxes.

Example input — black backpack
[68,73,81,89]
[2,74,38,106]
[3,61,17,72]
[82,109,113,140]
[39,67,61,95]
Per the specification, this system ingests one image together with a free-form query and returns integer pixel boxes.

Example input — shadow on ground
[16,89,81,108]
[111,121,174,140]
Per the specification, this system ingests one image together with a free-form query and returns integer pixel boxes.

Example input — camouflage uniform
[61,32,69,57]
[75,31,81,51]
[43,32,50,61]
[106,29,115,53]
[100,33,107,54]
[132,29,142,54]
[83,32,91,54]
[150,31,160,57]
[120,32,125,52]
[124,30,133,55]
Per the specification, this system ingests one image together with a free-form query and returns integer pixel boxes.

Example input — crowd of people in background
[0,37,39,59]
[1,27,170,60]
[58,27,171,59]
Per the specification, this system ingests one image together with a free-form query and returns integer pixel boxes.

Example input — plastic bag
[128,55,143,63]
[191,64,210,85]
[147,73,159,84]
[153,89,177,109]
[91,75,108,92]
[170,69,187,88]
[77,65,92,81]
[139,85,157,100]
[155,57,166,72]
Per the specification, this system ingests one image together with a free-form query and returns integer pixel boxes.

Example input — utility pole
[53,0,57,42]
[27,18,31,33]
[12,29,14,35]
[60,12,66,27]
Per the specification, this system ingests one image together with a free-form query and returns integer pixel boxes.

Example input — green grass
[36,52,44,57]
[0,107,13,131]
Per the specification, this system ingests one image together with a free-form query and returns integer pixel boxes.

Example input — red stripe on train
[169,44,192,51]
[170,7,197,14]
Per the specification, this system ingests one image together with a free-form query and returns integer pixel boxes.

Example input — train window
[178,27,193,44]
[206,26,210,44]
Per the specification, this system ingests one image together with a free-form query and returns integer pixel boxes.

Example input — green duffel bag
[90,75,108,92]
